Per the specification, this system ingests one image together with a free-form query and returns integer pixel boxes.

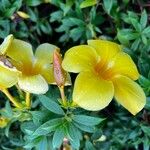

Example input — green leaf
[139,76,150,87]
[73,115,104,126]
[103,0,113,14]
[4,7,16,17]
[63,0,74,15]
[5,101,13,114]
[68,123,81,149]
[139,76,150,96]
[25,0,42,6]
[117,29,138,42]
[143,26,150,35]
[52,127,64,148]
[143,137,150,150]
[131,38,141,51]
[131,20,142,32]
[50,10,63,22]
[27,7,38,22]
[31,118,63,138]
[85,140,95,150]
[80,0,97,8]
[31,110,53,125]
[69,18,85,26]
[1,101,13,118]
[141,125,150,136]
[59,34,69,42]
[70,27,84,41]
[38,95,65,115]
[21,121,37,135]
[38,137,48,150]
[73,122,95,133]
[140,9,147,29]
[5,118,17,137]
[141,35,147,45]
[39,21,52,35]
[0,20,10,38]
[24,136,43,149]
[117,29,129,45]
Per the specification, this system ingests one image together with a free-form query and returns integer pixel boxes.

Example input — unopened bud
[44,0,51,3]
[53,50,67,87]
[96,135,106,142]
[0,117,9,128]
[17,11,30,19]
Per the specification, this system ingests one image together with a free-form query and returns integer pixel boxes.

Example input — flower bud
[44,0,51,3]
[17,11,30,19]
[0,117,9,128]
[53,49,67,87]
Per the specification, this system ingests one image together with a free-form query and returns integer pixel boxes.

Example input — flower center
[94,60,115,80]
[0,55,14,68]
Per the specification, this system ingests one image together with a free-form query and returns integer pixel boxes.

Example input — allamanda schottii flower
[62,40,146,115]
[0,35,20,89]
[6,39,58,94]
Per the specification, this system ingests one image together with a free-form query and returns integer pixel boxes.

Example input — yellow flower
[62,40,146,115]
[0,35,20,89]
[6,39,57,94]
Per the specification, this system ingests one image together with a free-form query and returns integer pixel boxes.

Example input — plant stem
[58,87,72,149]
[15,84,24,97]
[59,86,66,104]
[25,92,31,108]
[2,89,23,108]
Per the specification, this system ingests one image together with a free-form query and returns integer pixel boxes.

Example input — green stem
[25,92,31,108]
[15,84,24,97]
[59,86,66,105]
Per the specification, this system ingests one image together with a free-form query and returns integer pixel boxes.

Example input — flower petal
[113,75,146,115]
[0,62,20,88]
[0,34,13,55]
[7,39,33,71]
[62,45,99,73]
[35,64,71,86]
[40,64,55,84]
[109,52,139,80]
[35,43,58,64]
[33,43,58,83]
[88,40,121,66]
[18,74,48,94]
[73,71,114,111]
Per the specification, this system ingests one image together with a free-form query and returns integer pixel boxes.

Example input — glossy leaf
[38,95,65,115]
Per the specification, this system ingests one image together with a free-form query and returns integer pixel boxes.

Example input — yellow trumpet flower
[6,39,58,94]
[0,35,20,89]
[62,40,146,115]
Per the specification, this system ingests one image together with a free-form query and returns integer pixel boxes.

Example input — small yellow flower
[62,40,146,115]
[6,39,57,94]
[0,35,20,89]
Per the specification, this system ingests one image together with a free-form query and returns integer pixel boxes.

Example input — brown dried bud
[53,49,67,87]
